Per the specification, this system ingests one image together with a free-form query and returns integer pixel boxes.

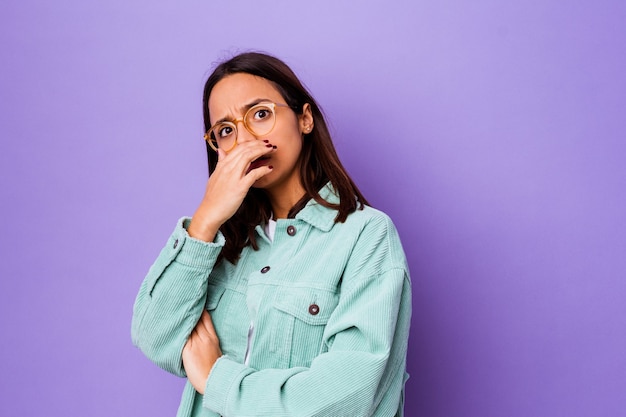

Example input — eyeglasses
[204,102,292,152]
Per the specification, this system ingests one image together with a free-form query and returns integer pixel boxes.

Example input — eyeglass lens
[208,104,276,150]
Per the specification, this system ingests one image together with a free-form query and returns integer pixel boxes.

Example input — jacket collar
[294,182,339,232]
[255,182,339,240]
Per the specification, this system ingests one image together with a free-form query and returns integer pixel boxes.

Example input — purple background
[1,1,625,416]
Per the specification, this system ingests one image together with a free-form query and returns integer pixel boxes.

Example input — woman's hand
[187,140,276,241]
[182,310,223,395]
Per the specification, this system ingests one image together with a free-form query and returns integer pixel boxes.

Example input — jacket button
[287,225,296,236]
[173,239,179,249]
[260,266,271,273]
[308,304,320,315]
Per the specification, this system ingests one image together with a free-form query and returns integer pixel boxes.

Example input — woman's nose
[236,121,257,144]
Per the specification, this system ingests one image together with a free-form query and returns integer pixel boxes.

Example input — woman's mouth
[248,156,271,172]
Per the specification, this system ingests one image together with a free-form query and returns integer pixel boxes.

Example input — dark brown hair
[202,52,368,263]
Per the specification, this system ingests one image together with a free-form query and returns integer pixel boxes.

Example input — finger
[190,325,201,340]
[200,310,217,336]
[244,164,274,185]
[220,141,275,170]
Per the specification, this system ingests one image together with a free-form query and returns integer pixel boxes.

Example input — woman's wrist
[187,213,222,242]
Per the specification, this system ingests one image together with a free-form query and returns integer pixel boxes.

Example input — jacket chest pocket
[270,287,339,368]
[205,283,248,362]
[205,284,226,311]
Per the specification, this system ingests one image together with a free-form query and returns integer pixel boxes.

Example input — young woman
[132,52,412,417]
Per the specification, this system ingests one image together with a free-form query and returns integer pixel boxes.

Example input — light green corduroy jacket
[132,185,412,417]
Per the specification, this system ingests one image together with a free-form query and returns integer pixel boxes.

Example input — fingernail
[263,139,269,143]
[268,165,274,169]
[272,145,277,149]
[266,144,273,148]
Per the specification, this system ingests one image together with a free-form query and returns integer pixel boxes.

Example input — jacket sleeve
[131,217,225,377]
[202,215,412,417]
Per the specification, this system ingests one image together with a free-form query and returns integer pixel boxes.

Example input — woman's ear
[299,103,314,134]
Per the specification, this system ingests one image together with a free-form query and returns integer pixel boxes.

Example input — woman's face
[208,73,312,194]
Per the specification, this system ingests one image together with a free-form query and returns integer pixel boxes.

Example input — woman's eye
[218,126,233,138]
[253,108,271,120]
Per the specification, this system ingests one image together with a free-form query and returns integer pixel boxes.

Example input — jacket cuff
[169,217,226,269]
[203,356,248,414]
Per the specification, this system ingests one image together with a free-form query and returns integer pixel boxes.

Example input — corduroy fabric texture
[132,184,412,417]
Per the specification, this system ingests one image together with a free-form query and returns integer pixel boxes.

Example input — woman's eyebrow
[213,98,273,125]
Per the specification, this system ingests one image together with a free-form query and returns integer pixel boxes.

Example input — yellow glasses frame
[204,102,291,152]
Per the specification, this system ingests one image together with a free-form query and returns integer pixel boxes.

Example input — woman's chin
[251,171,274,189]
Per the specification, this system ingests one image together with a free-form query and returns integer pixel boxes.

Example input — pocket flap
[274,288,339,325]
[205,284,226,310]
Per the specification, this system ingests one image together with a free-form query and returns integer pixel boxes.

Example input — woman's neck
[265,182,306,219]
